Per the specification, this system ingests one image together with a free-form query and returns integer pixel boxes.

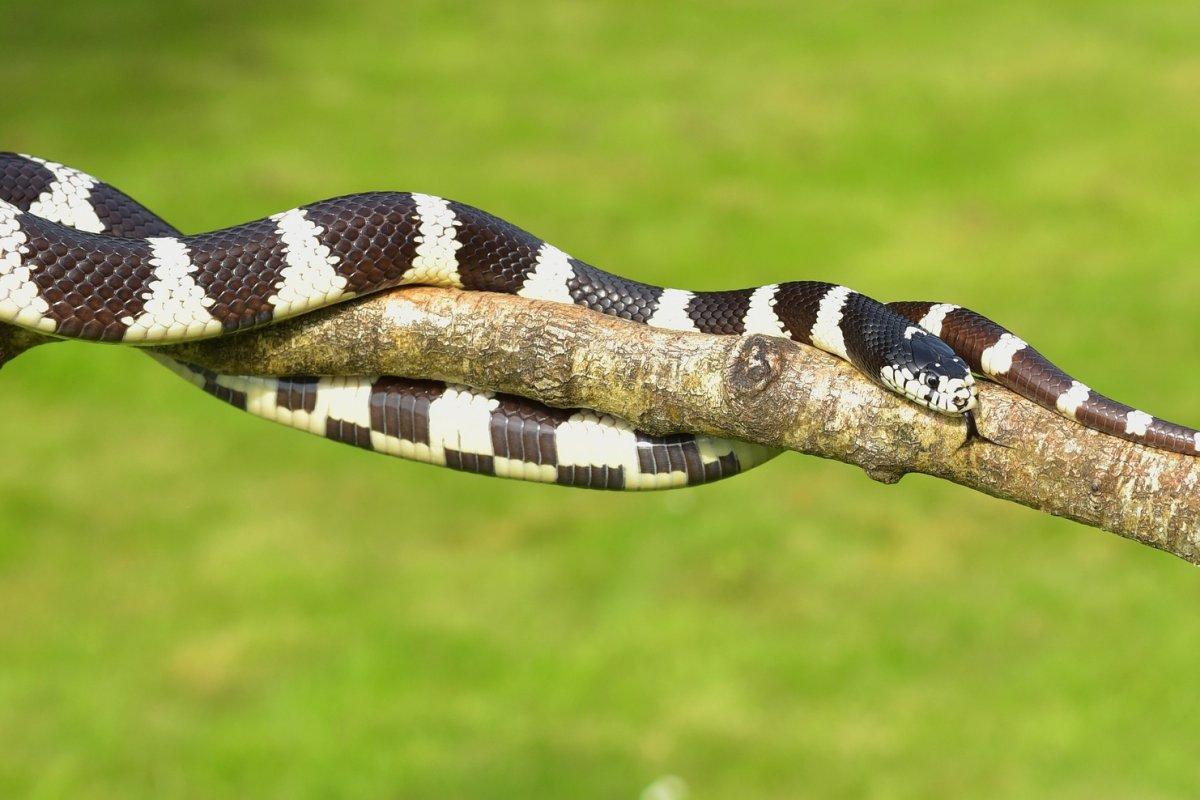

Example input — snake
[0,154,1194,492]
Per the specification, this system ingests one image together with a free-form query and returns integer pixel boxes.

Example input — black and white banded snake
[0,153,1194,490]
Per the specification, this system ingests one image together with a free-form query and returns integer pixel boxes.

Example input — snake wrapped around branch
[0,153,1194,490]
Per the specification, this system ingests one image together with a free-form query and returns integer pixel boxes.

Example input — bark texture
[4,288,1197,564]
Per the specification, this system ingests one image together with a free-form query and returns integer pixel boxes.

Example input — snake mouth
[929,383,978,414]
[880,365,977,415]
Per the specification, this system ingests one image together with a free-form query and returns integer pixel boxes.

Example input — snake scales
[0,154,1194,490]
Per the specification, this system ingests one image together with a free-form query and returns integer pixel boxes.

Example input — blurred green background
[2,1,1200,797]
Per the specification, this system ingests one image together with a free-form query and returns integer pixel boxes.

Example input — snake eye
[925,375,939,389]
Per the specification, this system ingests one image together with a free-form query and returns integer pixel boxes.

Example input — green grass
[2,1,1200,796]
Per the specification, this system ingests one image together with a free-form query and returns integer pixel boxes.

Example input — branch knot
[725,334,786,401]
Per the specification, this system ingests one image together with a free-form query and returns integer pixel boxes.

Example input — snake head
[879,326,977,415]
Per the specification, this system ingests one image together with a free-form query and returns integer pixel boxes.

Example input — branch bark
[5,287,1197,564]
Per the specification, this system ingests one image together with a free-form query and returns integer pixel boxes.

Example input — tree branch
[5,287,1197,564]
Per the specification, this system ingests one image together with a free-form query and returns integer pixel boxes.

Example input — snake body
[0,153,1195,492]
